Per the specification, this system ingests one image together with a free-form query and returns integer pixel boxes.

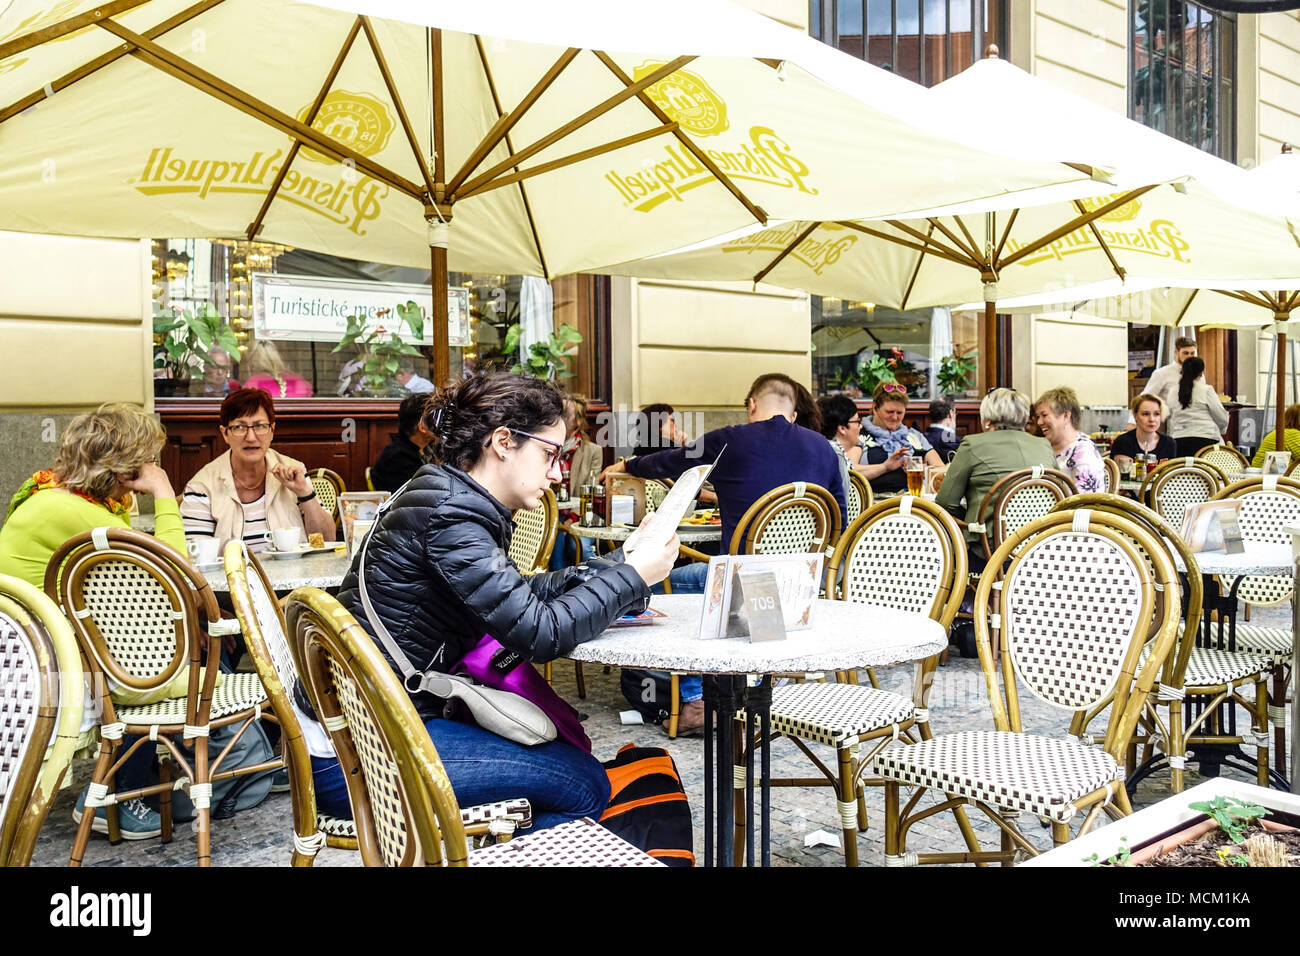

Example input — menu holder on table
[604,474,648,524]
[697,552,823,641]
[339,491,390,555]
[1180,498,1245,554]
[1264,451,1292,476]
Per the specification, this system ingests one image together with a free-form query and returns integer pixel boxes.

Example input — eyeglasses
[846,417,861,426]
[880,383,907,394]
[225,422,272,436]
[511,429,563,468]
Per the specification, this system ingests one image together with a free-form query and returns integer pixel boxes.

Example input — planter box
[1023,779,1300,868]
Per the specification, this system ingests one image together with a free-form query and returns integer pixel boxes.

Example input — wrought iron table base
[702,674,772,867]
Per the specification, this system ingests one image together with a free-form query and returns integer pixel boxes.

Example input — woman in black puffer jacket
[310,372,679,830]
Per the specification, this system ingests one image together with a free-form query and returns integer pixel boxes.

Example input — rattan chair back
[974,467,1073,558]
[1195,444,1249,477]
[827,496,966,628]
[508,488,558,574]
[843,470,873,527]
[1141,457,1226,527]
[729,482,842,556]
[1210,477,1300,606]
[286,587,468,868]
[365,466,375,492]
[45,528,221,727]
[645,479,671,512]
[975,509,1179,765]
[309,468,346,520]
[0,574,83,867]
[1101,457,1120,494]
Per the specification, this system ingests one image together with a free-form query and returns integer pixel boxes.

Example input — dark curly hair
[425,372,565,470]
[817,394,859,439]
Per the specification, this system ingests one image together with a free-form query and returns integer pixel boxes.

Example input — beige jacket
[182,449,307,543]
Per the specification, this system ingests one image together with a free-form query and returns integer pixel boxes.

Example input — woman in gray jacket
[1167,357,1228,456]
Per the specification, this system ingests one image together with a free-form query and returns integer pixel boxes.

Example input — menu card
[631,447,724,550]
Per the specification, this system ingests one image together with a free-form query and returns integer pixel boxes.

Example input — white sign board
[252,272,471,346]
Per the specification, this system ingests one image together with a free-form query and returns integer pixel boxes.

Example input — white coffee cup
[187,537,221,566]
[271,527,302,552]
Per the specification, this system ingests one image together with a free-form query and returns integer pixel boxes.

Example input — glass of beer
[905,458,925,495]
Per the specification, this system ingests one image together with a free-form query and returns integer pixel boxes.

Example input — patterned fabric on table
[469,818,662,867]
[873,731,1122,823]
[755,682,915,747]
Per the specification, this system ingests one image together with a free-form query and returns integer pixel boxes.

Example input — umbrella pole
[1277,330,1287,456]
[983,280,999,388]
[429,28,450,387]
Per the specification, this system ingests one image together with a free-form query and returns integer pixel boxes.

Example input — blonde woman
[242,339,313,398]
[1034,386,1104,493]
[1251,403,1300,468]
[1109,393,1176,467]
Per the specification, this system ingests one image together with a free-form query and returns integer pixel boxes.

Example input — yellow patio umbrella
[0,0,1098,381]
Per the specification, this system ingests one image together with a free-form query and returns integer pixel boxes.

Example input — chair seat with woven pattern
[874,731,1123,823]
[316,797,534,842]
[1230,623,1294,662]
[113,672,268,725]
[761,681,915,747]
[469,817,662,867]
[1141,642,1276,687]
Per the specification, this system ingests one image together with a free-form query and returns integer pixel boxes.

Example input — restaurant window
[1130,1,1236,160]
[811,297,983,401]
[150,238,597,399]
[809,0,994,86]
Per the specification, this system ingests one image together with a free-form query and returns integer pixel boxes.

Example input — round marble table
[570,593,947,867]
[202,549,353,593]
[562,523,722,545]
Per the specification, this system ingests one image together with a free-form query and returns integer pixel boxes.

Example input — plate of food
[261,533,345,560]
[678,508,721,529]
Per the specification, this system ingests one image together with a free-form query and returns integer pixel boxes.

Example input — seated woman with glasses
[306,372,679,829]
[861,382,943,495]
[180,388,335,552]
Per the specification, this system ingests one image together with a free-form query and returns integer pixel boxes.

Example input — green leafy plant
[504,323,582,380]
[152,303,239,382]
[333,300,425,395]
[937,351,977,395]
[855,353,899,395]
[1189,796,1270,845]
[1083,835,1131,867]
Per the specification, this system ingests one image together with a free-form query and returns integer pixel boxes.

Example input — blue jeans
[549,531,596,570]
[311,717,610,832]
[649,563,707,703]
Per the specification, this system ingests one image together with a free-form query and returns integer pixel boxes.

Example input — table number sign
[1180,499,1245,554]
[697,553,823,640]
[725,570,787,642]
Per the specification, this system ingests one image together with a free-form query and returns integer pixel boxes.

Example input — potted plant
[504,322,582,380]
[855,351,899,396]
[1023,778,1300,868]
[334,300,426,396]
[153,304,240,397]
[936,349,978,396]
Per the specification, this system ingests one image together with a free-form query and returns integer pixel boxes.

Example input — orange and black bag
[599,744,694,867]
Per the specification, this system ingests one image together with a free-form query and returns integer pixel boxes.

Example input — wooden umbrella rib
[1070,199,1127,280]
[1215,288,1273,309]
[246,17,362,240]
[991,207,1019,265]
[838,221,974,269]
[445,47,580,197]
[881,219,979,268]
[899,222,936,310]
[1172,289,1199,326]
[751,222,822,285]
[594,51,765,225]
[456,123,678,200]
[0,0,226,126]
[455,55,695,200]
[361,16,435,200]
[97,20,422,199]
[0,0,151,60]
[950,215,988,269]
[473,35,547,279]
[998,184,1158,269]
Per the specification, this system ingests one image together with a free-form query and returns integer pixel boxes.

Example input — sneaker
[72,787,162,840]
[269,768,291,794]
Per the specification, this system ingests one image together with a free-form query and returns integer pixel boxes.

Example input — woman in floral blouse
[1034,386,1103,493]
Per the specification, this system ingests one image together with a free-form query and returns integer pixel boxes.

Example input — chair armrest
[679,544,712,563]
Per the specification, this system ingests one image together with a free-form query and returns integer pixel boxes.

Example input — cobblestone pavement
[30,605,1293,868]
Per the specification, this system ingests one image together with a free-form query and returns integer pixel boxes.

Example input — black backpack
[600,745,694,867]
[619,668,674,725]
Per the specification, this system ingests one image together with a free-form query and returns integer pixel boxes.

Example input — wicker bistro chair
[1102,456,1121,494]
[645,479,672,512]
[875,509,1181,866]
[1195,443,1249,478]
[222,544,532,865]
[509,489,559,575]
[1139,457,1227,527]
[0,574,84,867]
[364,467,375,492]
[308,467,347,522]
[728,481,844,558]
[45,528,276,866]
[969,466,1076,560]
[1046,495,1275,794]
[733,497,978,867]
[844,470,873,526]
[284,587,660,867]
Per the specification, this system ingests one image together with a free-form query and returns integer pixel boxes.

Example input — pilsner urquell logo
[130,93,398,235]
[0,0,94,77]
[606,62,816,213]
[722,222,856,275]
[1005,193,1190,267]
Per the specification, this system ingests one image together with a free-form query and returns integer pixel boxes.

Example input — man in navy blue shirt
[602,373,847,734]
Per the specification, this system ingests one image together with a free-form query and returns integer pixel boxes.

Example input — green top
[1250,428,1300,469]
[0,492,186,589]
[935,429,1059,541]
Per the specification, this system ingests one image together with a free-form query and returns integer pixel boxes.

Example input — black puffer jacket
[335,464,650,719]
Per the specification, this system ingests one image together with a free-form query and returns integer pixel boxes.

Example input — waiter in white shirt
[1147,336,1206,410]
